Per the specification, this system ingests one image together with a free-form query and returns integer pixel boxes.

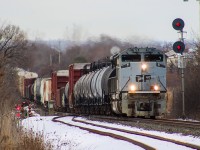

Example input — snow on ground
[22,116,200,150]
[22,116,142,150]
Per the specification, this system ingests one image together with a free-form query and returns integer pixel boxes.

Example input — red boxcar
[51,70,69,109]
[68,63,90,109]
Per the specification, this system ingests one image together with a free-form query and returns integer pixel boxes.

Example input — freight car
[51,70,69,110]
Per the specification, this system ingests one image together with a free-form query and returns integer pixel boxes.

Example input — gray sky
[0,0,198,42]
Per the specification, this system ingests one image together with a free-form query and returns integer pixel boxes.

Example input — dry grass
[0,68,52,150]
[0,113,52,150]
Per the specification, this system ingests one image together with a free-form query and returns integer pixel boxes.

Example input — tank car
[73,47,167,117]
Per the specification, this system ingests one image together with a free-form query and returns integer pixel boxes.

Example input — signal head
[173,41,185,53]
[172,18,184,31]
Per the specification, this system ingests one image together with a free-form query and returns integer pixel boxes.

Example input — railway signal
[172,18,185,31]
[173,41,185,54]
[172,18,185,54]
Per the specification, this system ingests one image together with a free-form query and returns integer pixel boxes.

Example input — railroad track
[52,116,200,150]
[89,115,200,129]
[52,116,155,150]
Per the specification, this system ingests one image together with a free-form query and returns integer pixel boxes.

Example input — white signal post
[179,30,186,119]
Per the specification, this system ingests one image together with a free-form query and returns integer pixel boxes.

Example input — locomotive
[18,47,167,118]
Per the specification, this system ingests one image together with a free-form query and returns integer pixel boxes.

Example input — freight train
[18,47,167,118]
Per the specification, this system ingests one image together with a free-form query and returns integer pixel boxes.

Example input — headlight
[129,84,136,92]
[154,85,159,91]
[141,64,147,71]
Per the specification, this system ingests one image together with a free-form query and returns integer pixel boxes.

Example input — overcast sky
[0,0,198,42]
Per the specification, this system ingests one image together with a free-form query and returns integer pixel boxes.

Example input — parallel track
[89,115,200,129]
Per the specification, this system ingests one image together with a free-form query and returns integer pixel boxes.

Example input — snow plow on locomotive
[18,47,167,118]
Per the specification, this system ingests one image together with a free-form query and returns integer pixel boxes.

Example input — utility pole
[58,41,61,65]
[58,50,61,65]
[50,53,52,66]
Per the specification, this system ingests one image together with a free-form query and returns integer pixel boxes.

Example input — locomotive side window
[144,54,163,62]
[121,55,141,62]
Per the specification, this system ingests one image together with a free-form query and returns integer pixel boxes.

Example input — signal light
[173,41,185,54]
[176,22,180,27]
[172,18,184,31]
[16,106,20,111]
[177,45,181,50]
[141,64,147,70]
[16,113,20,118]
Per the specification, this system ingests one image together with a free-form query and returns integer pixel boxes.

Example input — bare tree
[0,24,27,68]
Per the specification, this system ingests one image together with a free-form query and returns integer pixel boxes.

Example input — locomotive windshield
[121,55,141,62]
[144,54,163,62]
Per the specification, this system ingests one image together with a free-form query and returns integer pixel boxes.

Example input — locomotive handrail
[158,76,167,92]
[120,77,130,93]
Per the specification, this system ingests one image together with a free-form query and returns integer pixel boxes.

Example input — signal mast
[172,18,186,119]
